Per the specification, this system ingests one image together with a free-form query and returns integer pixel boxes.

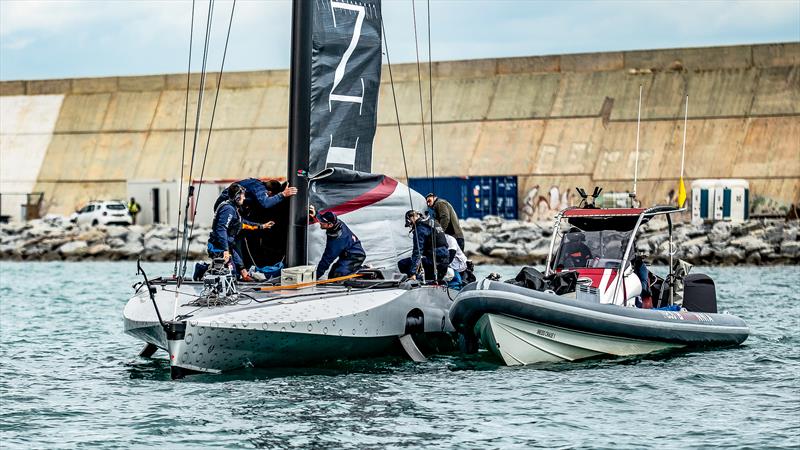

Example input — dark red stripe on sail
[325,176,398,216]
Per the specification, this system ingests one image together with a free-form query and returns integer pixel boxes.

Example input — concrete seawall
[1,42,798,218]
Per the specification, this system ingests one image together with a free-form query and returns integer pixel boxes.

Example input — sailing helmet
[404,210,420,227]
[227,183,246,201]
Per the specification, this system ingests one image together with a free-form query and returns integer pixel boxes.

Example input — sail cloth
[308,168,427,272]
[310,0,382,174]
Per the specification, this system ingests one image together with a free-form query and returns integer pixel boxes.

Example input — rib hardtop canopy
[563,208,645,217]
[562,206,681,231]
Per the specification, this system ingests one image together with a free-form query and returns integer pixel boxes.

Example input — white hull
[124,282,454,375]
[476,313,682,366]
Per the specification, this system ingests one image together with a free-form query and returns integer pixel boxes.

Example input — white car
[71,201,133,226]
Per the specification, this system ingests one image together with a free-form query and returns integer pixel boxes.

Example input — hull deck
[124,280,455,375]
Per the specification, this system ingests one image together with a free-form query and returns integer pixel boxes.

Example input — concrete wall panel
[253,86,290,128]
[751,66,800,115]
[102,92,160,131]
[624,45,752,71]
[54,94,111,133]
[1,42,797,218]
[486,73,559,120]
[469,120,543,175]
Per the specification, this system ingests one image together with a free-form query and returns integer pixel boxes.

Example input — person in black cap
[425,193,465,250]
[397,210,449,281]
[557,228,593,269]
[214,178,297,217]
[208,183,273,280]
[309,205,366,280]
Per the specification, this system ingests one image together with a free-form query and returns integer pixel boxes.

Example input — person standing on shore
[425,193,465,250]
[127,197,141,225]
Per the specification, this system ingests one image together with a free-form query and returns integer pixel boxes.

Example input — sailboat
[123,0,455,379]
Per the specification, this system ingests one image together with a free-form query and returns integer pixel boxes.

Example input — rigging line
[381,18,414,212]
[178,0,215,281]
[383,17,423,279]
[425,0,437,282]
[427,0,435,195]
[174,0,197,277]
[184,0,237,265]
[411,0,429,179]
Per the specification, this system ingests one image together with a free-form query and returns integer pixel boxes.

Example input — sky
[1,0,798,81]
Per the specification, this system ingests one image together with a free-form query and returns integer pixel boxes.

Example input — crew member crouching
[208,183,273,280]
[312,207,366,280]
[398,210,449,281]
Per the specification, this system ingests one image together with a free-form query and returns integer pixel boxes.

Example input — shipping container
[408,176,518,220]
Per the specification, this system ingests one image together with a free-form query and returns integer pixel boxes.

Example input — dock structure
[1,42,797,220]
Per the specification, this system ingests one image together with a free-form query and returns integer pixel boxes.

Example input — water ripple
[1,262,799,448]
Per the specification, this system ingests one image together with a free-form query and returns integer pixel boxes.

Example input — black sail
[309,0,382,174]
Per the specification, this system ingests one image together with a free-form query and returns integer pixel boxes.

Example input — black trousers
[456,237,465,251]
[329,253,366,278]
[398,256,448,281]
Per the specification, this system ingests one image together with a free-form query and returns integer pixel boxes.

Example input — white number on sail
[329,1,365,113]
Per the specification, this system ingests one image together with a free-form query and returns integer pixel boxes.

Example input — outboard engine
[682,274,718,313]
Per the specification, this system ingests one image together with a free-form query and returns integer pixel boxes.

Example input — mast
[286,0,312,267]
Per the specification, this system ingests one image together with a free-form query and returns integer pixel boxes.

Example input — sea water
[0,262,798,448]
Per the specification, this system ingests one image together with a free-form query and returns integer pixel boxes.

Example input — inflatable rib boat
[450,200,750,365]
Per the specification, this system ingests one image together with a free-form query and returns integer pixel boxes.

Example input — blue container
[408,176,518,220]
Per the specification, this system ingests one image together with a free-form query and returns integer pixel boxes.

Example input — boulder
[106,226,129,239]
[107,237,126,248]
[730,235,770,254]
[482,215,503,228]
[460,218,483,232]
[717,246,745,264]
[87,243,112,256]
[488,248,509,258]
[780,240,800,258]
[116,241,145,257]
[76,229,106,244]
[125,229,144,244]
[463,240,481,257]
[499,221,526,232]
[144,225,177,240]
[144,237,175,252]
[58,241,88,256]
[187,240,207,258]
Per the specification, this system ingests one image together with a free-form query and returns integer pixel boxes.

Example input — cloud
[1,36,34,50]
[0,0,798,80]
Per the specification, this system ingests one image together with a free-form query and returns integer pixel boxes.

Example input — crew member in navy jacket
[214,178,297,216]
[208,183,273,280]
[397,210,449,281]
[310,207,366,280]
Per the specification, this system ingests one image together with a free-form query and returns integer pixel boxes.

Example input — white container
[691,179,749,224]
[281,265,316,287]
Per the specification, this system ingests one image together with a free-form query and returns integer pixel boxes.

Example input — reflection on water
[0,261,798,448]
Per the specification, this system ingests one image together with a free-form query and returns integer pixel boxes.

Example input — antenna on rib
[631,84,643,202]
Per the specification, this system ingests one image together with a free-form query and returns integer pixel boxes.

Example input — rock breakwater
[463,216,799,266]
[1,215,797,266]
[0,216,208,262]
